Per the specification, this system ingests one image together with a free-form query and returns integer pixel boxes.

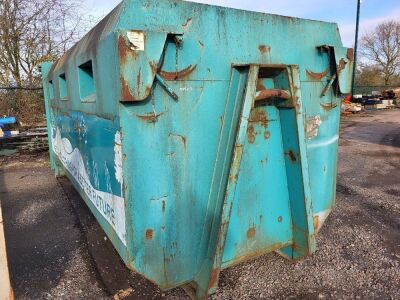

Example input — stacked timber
[0,127,48,153]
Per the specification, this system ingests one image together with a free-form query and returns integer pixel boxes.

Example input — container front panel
[221,106,293,267]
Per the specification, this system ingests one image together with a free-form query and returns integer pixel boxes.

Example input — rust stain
[306,67,330,80]
[118,35,133,65]
[347,48,354,61]
[228,173,239,184]
[285,150,297,163]
[258,44,270,54]
[247,125,256,144]
[337,58,347,75]
[247,227,256,239]
[256,89,290,101]
[149,61,158,73]
[158,64,197,81]
[256,79,266,92]
[136,69,141,89]
[264,131,271,139]
[313,216,319,231]
[249,109,268,127]
[320,102,338,111]
[225,242,288,268]
[121,77,135,101]
[208,268,220,289]
[136,112,164,123]
[182,17,193,31]
[73,119,79,130]
[145,229,154,240]
[169,133,187,148]
[118,34,141,101]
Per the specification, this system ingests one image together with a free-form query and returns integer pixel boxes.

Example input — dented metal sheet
[41,0,352,298]
[118,30,169,101]
[335,46,354,94]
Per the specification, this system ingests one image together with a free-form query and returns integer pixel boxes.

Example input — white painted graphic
[52,127,126,245]
[114,131,123,186]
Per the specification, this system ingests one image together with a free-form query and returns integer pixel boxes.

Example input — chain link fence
[354,85,399,96]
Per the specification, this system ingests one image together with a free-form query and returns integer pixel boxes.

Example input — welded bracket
[191,65,259,299]
[277,65,316,259]
[316,45,354,96]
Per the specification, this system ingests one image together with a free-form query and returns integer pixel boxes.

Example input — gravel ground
[0,156,107,299]
[1,109,399,299]
[207,110,400,300]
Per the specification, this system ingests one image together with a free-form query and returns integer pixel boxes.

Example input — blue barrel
[0,117,16,126]
[41,1,353,298]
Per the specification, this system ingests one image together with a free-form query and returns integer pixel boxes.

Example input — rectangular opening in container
[78,60,95,101]
[48,80,54,99]
[58,73,67,99]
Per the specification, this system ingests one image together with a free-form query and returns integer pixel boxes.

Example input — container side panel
[48,109,128,261]
[120,81,230,287]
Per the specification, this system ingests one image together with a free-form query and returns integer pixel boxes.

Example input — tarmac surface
[0,109,399,299]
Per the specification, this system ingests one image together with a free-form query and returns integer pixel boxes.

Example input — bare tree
[0,0,94,87]
[361,20,400,86]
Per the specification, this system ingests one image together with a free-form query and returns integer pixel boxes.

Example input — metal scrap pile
[342,96,362,114]
[393,88,400,107]
[351,89,398,110]
[0,116,48,155]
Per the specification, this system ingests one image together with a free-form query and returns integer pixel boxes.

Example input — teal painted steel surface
[41,1,353,298]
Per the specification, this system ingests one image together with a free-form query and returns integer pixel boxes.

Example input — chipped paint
[306,115,322,139]
[246,227,256,239]
[114,131,123,186]
[313,209,331,233]
[258,44,270,54]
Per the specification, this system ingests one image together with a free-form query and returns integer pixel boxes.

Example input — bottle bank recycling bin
[41,0,353,298]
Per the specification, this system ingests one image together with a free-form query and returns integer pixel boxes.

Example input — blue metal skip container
[41,0,353,298]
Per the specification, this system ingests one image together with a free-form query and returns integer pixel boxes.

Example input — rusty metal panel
[41,0,353,298]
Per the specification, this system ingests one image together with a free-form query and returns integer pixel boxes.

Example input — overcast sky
[83,0,400,47]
